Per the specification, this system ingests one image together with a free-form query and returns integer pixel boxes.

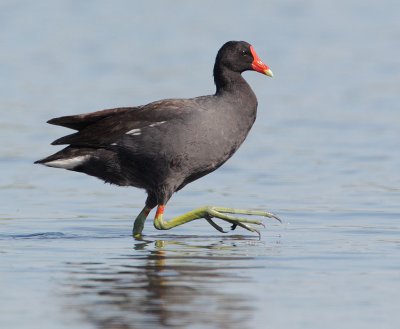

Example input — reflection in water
[64,236,263,329]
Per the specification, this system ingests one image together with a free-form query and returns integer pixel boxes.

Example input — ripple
[9,232,77,239]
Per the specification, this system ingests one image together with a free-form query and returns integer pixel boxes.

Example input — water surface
[1,1,399,328]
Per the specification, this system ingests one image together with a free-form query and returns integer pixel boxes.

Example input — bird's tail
[34,146,96,170]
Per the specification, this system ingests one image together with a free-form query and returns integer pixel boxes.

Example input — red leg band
[155,205,165,218]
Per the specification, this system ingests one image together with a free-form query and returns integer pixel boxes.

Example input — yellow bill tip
[264,68,274,77]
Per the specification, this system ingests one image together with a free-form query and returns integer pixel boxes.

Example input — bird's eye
[242,50,247,56]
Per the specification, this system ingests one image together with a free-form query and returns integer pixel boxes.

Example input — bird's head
[215,41,273,77]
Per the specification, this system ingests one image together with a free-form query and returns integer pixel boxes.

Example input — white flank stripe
[148,121,166,127]
[45,155,90,170]
[126,128,141,135]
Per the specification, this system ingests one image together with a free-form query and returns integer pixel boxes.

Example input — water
[1,1,400,328]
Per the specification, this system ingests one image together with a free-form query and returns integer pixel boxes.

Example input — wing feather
[50,99,193,147]
[47,107,134,130]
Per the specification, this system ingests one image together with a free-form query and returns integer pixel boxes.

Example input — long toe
[205,217,228,233]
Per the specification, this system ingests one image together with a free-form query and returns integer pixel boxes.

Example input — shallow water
[1,1,400,328]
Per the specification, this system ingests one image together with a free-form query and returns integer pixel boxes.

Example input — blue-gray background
[1,1,399,328]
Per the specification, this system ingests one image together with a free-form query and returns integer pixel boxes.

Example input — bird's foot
[203,206,281,237]
[153,205,281,237]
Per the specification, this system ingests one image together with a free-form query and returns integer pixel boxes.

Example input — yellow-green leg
[132,206,152,238]
[153,205,281,237]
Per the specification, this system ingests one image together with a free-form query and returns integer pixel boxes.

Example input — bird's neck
[212,65,258,123]
[213,65,251,95]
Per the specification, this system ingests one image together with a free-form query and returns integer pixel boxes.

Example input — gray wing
[50,99,194,147]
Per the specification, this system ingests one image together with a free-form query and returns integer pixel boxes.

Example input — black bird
[35,41,280,237]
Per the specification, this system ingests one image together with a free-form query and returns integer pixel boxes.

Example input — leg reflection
[64,237,261,329]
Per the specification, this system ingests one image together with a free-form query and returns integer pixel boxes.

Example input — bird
[35,40,280,238]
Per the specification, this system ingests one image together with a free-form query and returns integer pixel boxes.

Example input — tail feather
[35,147,96,170]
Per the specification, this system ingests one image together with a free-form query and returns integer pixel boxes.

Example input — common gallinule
[35,41,280,237]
